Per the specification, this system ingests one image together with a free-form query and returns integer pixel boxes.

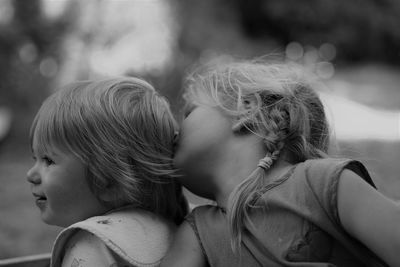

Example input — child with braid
[161,60,398,266]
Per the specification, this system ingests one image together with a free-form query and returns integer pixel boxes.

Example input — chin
[41,213,66,227]
[41,215,56,226]
[179,177,213,200]
[187,188,214,201]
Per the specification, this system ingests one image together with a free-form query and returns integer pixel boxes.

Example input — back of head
[184,59,330,163]
[184,58,330,250]
[30,77,187,224]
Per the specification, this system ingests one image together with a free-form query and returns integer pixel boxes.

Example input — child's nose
[27,166,41,185]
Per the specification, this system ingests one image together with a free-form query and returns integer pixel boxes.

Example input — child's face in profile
[174,104,234,198]
[27,139,109,227]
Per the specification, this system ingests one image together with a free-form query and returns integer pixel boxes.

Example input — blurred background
[0,0,399,258]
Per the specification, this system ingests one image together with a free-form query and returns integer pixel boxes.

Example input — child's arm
[60,230,120,267]
[337,169,400,266]
[161,221,207,267]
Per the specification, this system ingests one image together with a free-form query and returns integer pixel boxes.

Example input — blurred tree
[237,0,400,65]
[167,0,400,118]
[171,0,400,70]
[166,0,282,115]
[0,0,78,145]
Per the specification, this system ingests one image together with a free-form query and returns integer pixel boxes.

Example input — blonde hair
[184,59,329,250]
[30,77,187,224]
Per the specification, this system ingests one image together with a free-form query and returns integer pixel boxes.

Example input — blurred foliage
[1,0,399,140]
[0,0,79,145]
[237,0,400,64]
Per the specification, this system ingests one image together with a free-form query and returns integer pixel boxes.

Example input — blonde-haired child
[162,60,397,266]
[27,77,187,267]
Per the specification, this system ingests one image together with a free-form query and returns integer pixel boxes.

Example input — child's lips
[32,193,47,208]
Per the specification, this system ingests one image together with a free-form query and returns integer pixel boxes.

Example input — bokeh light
[303,46,319,66]
[315,61,335,79]
[39,57,58,77]
[18,42,38,64]
[285,42,304,61]
[319,43,336,61]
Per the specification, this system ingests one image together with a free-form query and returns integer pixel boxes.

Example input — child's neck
[213,140,293,210]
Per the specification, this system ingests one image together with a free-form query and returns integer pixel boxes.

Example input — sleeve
[304,158,377,226]
[60,230,122,267]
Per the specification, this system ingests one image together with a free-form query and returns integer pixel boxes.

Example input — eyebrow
[31,145,61,158]
[45,149,61,158]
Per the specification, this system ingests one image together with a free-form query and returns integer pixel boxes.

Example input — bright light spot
[0,0,14,25]
[319,43,336,61]
[19,42,38,63]
[320,92,400,140]
[89,0,174,76]
[286,42,304,61]
[0,107,12,140]
[42,0,70,19]
[90,31,172,76]
[315,61,335,80]
[40,57,58,77]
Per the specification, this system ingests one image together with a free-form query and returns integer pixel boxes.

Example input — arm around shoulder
[337,169,400,266]
[60,230,119,267]
[161,220,207,267]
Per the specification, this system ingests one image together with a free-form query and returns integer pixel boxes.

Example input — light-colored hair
[183,59,330,250]
[30,77,187,224]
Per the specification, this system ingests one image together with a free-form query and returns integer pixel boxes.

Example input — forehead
[31,114,74,157]
[31,132,63,156]
[184,106,233,136]
[30,99,72,153]
[184,79,242,115]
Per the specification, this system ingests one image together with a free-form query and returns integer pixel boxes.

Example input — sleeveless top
[188,158,388,267]
[51,206,175,267]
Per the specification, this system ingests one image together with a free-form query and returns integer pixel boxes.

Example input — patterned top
[51,206,176,267]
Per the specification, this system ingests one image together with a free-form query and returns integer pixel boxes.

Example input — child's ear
[232,97,258,134]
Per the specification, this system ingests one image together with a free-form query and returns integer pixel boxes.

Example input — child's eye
[42,156,55,166]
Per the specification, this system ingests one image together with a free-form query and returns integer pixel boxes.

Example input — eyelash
[183,103,196,118]
[42,156,54,166]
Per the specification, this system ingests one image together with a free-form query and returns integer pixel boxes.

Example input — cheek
[45,178,78,206]
[174,108,232,169]
[173,139,198,171]
[45,168,89,206]
[175,128,210,161]
[174,132,223,176]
